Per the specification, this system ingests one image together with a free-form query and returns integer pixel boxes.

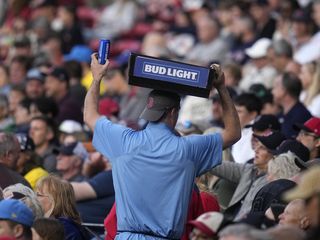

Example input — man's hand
[210,64,225,89]
[91,53,109,82]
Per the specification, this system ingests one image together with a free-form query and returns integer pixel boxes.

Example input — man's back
[0,163,31,189]
[93,118,223,239]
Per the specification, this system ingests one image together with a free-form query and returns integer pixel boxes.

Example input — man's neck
[36,143,50,156]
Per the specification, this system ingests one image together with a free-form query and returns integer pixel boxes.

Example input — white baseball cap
[245,38,271,59]
[188,212,224,236]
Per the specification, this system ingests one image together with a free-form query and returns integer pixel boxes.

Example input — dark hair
[33,218,65,240]
[18,98,33,114]
[64,60,83,80]
[234,93,262,114]
[281,72,302,99]
[11,55,32,71]
[8,220,32,239]
[33,96,59,118]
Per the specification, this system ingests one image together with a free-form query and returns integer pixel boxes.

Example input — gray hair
[219,224,273,240]
[0,132,19,159]
[268,152,301,180]
[270,39,293,58]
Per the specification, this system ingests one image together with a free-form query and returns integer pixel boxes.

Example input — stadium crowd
[0,0,320,239]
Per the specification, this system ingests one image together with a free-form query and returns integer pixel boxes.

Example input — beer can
[98,39,110,64]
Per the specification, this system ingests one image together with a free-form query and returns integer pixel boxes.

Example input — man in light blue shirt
[84,54,241,239]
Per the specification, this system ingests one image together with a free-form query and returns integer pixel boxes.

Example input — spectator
[232,93,262,164]
[8,85,26,116]
[240,38,277,91]
[29,116,58,173]
[284,165,320,238]
[25,68,46,100]
[188,212,228,240]
[3,183,43,219]
[55,141,88,182]
[210,131,285,221]
[41,33,64,67]
[0,94,14,132]
[0,132,31,188]
[299,61,320,117]
[30,96,59,119]
[229,16,256,65]
[222,63,242,93]
[185,16,229,66]
[219,223,272,240]
[55,5,84,54]
[13,98,33,134]
[32,218,65,240]
[293,0,320,64]
[272,72,312,138]
[0,199,34,240]
[295,117,320,159]
[9,55,31,85]
[14,133,48,189]
[84,57,240,239]
[267,39,293,74]
[44,66,83,124]
[63,60,87,107]
[278,199,310,230]
[35,175,89,239]
[249,0,276,39]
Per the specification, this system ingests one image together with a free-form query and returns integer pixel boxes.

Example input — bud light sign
[128,53,213,98]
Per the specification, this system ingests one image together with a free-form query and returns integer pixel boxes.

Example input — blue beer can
[98,39,110,64]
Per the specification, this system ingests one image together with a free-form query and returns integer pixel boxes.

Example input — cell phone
[98,39,110,64]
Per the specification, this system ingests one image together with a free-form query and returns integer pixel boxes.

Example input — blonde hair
[268,152,301,180]
[36,175,81,224]
[304,61,320,106]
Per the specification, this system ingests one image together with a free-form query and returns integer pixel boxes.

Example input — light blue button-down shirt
[93,117,223,239]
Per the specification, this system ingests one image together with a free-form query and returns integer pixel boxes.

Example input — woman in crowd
[35,175,90,240]
[299,60,320,117]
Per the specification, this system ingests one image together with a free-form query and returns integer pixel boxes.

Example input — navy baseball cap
[47,67,69,82]
[140,90,181,122]
[271,139,310,162]
[253,131,286,151]
[53,142,88,160]
[15,133,35,151]
[246,114,281,131]
[0,199,34,227]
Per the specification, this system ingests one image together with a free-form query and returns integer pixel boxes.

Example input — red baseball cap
[294,117,320,137]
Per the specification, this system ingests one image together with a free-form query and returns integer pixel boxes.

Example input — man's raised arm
[211,64,241,149]
[83,53,109,131]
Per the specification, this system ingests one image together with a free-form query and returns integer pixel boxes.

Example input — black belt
[117,230,179,240]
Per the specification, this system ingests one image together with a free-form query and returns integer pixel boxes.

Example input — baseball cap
[292,10,311,23]
[284,165,320,202]
[15,133,35,151]
[98,98,119,117]
[245,38,271,59]
[293,117,320,137]
[59,120,83,134]
[3,183,44,218]
[0,199,34,227]
[140,90,180,122]
[271,139,310,162]
[47,67,69,82]
[64,45,93,64]
[253,131,286,151]
[247,114,281,131]
[26,68,46,83]
[188,212,224,236]
[54,141,88,160]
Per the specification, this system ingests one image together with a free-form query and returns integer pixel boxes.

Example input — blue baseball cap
[64,45,93,63]
[0,199,34,227]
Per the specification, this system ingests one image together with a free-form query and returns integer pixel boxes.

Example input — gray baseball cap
[140,90,180,122]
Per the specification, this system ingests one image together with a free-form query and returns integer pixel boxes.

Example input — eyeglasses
[36,192,50,198]
[298,130,319,139]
